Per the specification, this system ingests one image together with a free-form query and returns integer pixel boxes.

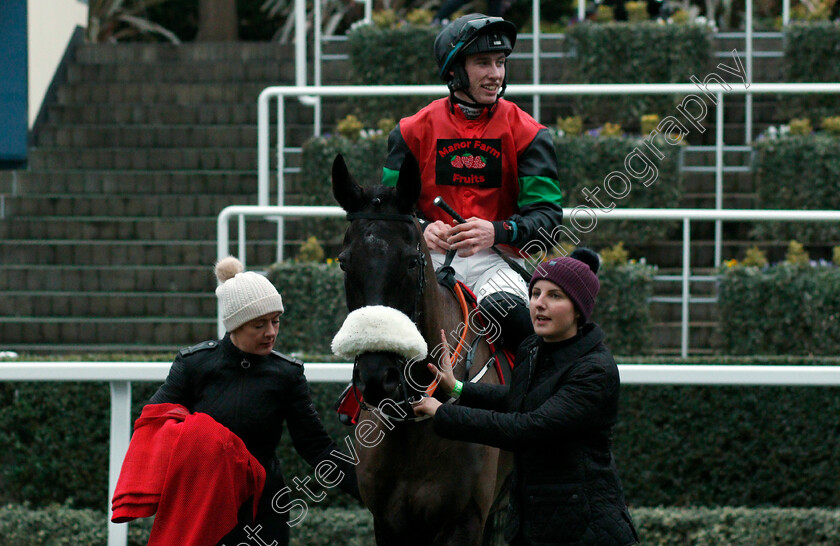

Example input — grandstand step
[46,103,260,125]
[74,42,295,64]
[55,82,277,106]
[4,194,257,217]
[66,61,293,84]
[0,264,215,292]
[1,291,215,318]
[36,124,259,149]
[7,170,259,195]
[27,147,258,171]
[0,216,276,241]
[0,316,216,346]
[0,240,280,266]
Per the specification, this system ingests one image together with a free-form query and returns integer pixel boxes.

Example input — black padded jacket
[433,324,638,545]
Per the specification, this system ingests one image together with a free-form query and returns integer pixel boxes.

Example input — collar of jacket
[536,323,605,364]
[219,333,273,368]
[447,94,500,120]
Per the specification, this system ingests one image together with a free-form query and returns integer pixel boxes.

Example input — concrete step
[36,124,259,149]
[0,239,280,266]
[27,147,258,171]
[74,42,295,64]
[0,315,216,347]
[6,170,259,195]
[66,61,294,84]
[55,82,275,106]
[0,264,214,292]
[4,194,255,217]
[1,291,215,318]
[46,103,260,125]
[0,216,276,241]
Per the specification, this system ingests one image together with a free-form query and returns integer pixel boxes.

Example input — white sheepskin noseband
[332,305,427,361]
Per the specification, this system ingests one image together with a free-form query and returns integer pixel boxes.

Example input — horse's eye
[338,252,348,271]
[407,257,419,271]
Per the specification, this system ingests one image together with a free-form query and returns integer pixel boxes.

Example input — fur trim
[332,305,427,361]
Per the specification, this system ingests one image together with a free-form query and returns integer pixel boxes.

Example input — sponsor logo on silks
[435,138,502,188]
[450,154,487,169]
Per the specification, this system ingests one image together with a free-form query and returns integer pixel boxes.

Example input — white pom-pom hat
[215,256,284,332]
[332,305,427,361]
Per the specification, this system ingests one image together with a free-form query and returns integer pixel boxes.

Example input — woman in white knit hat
[146,256,360,545]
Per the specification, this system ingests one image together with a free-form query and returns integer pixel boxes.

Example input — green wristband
[451,380,463,399]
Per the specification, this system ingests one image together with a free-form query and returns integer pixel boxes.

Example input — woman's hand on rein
[412,396,442,417]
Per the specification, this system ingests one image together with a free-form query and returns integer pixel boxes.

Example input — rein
[344,207,485,423]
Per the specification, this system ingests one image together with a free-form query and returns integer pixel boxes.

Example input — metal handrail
[296,0,788,147]
[258,82,840,265]
[217,205,840,357]
[3,360,840,545]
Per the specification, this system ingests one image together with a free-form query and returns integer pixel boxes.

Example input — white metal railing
[2,360,840,546]
[258,82,840,262]
[217,205,840,357]
[295,0,788,139]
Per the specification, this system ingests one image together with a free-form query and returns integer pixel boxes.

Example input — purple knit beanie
[528,248,601,321]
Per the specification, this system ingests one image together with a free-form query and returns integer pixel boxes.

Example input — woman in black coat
[413,249,638,546]
[149,256,359,545]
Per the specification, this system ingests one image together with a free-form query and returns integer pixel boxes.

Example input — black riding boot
[478,291,534,353]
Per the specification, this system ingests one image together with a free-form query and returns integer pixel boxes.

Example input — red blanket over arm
[111,403,265,546]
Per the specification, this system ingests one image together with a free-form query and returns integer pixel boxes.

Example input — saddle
[335,270,515,426]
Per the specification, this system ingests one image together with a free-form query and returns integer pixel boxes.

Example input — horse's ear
[332,154,364,212]
[395,152,421,215]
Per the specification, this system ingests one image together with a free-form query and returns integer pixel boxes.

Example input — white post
[107,381,131,546]
[745,0,753,144]
[782,0,790,26]
[257,92,270,207]
[313,0,323,136]
[532,0,541,122]
[277,97,286,262]
[681,219,691,358]
[238,214,246,267]
[295,0,307,89]
[715,92,724,268]
[218,213,230,338]
[578,0,586,22]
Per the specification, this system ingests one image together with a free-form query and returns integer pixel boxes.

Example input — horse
[331,153,513,545]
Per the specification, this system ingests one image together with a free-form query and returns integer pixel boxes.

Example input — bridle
[345,208,430,422]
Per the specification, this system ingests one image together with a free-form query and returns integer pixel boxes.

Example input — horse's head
[331,153,429,407]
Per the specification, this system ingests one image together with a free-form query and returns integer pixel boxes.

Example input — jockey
[382,13,564,352]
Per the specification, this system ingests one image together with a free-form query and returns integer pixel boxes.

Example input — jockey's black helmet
[434,14,517,93]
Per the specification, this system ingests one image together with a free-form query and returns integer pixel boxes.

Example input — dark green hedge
[346,24,440,124]
[616,378,840,507]
[5,504,840,545]
[716,264,840,355]
[4,356,840,510]
[566,22,714,131]
[295,134,388,247]
[266,262,346,355]
[594,263,655,355]
[267,260,654,356]
[752,135,840,243]
[556,135,683,245]
[782,22,840,120]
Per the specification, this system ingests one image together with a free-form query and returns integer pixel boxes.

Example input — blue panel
[0,0,28,165]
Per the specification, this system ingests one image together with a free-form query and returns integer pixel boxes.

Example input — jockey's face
[455,51,506,105]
